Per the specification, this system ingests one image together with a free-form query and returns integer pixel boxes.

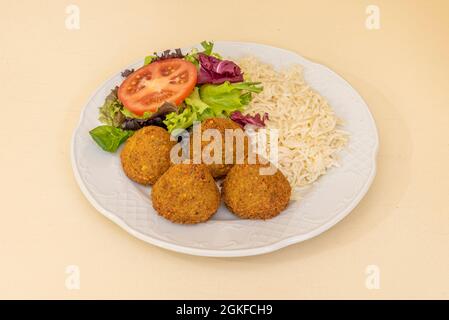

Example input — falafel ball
[190,117,250,178]
[222,162,291,219]
[151,164,220,224]
[121,126,176,185]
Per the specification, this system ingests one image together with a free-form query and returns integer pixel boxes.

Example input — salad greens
[89,125,134,152]
[200,40,214,56]
[184,41,221,66]
[121,102,178,131]
[200,81,262,110]
[98,87,153,128]
[197,54,244,84]
[163,81,262,133]
[98,88,125,127]
[120,108,153,120]
[230,111,269,127]
[144,48,184,65]
[144,55,156,66]
[121,69,134,77]
[90,40,266,152]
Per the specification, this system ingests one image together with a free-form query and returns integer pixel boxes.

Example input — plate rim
[70,40,379,257]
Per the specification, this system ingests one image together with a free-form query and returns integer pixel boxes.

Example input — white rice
[239,57,349,191]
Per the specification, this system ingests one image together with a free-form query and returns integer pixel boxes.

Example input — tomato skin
[118,58,197,116]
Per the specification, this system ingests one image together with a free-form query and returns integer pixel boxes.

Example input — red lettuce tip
[230,111,269,128]
[197,53,244,84]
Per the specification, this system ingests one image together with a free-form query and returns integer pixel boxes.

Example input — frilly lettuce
[163,81,263,133]
[230,111,269,127]
[200,81,262,110]
[120,107,153,120]
[184,41,222,66]
[98,88,153,127]
[98,88,125,127]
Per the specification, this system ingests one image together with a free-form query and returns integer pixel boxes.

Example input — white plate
[71,41,379,257]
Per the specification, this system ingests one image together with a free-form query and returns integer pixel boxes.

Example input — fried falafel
[151,164,220,224]
[121,126,176,185]
[222,162,291,219]
[190,117,250,178]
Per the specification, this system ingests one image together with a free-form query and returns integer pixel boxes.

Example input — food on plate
[230,110,269,128]
[120,126,176,185]
[89,125,134,153]
[87,40,349,225]
[151,164,220,224]
[121,102,177,131]
[89,41,263,152]
[97,86,126,127]
[143,47,184,65]
[222,162,291,219]
[163,81,262,133]
[197,53,244,84]
[118,58,197,116]
[190,117,251,178]
[96,86,167,131]
[238,57,348,189]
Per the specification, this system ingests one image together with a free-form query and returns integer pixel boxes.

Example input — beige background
[0,0,448,299]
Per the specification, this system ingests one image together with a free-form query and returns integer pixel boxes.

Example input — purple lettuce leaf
[230,111,269,127]
[197,53,244,84]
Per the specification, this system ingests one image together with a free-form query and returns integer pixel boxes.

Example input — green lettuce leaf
[200,81,263,113]
[163,88,204,132]
[163,81,263,133]
[98,89,125,127]
[184,41,221,66]
[228,81,263,93]
[200,40,214,56]
[89,125,134,152]
[98,88,154,127]
[144,55,156,65]
[120,108,153,119]
[184,48,199,66]
[185,88,210,114]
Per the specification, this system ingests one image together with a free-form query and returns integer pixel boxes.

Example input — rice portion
[239,57,348,189]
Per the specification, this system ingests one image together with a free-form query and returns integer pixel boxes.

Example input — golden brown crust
[222,163,291,219]
[151,164,220,224]
[120,126,176,185]
[189,118,250,178]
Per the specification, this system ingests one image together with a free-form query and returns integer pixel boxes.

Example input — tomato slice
[118,58,197,116]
